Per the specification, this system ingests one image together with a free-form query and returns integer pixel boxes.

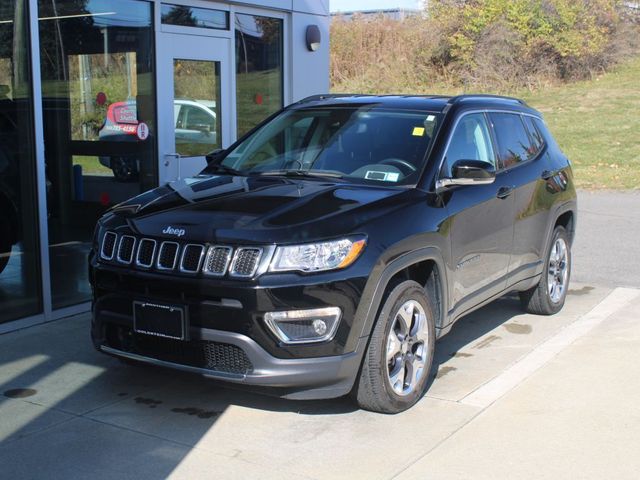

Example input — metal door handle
[496,186,514,199]
[541,169,556,180]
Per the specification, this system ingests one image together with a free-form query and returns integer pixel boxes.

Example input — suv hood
[108,174,415,244]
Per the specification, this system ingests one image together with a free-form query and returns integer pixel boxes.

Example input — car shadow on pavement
[425,292,524,391]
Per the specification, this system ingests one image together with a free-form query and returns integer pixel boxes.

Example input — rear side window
[522,116,545,157]
[489,113,535,168]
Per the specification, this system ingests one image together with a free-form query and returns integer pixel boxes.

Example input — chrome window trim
[135,238,157,269]
[179,244,206,274]
[202,245,233,277]
[435,108,544,186]
[156,241,180,271]
[116,235,137,264]
[100,231,118,261]
[229,247,264,278]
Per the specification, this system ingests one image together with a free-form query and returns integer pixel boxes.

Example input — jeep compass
[90,94,577,413]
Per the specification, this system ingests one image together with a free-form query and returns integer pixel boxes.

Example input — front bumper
[90,259,371,399]
[93,314,365,400]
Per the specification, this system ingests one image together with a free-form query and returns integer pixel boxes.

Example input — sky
[330,0,423,13]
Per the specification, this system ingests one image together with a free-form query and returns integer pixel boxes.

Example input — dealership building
[0,0,329,330]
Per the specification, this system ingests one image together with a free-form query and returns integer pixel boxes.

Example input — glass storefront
[0,2,294,326]
[235,13,283,137]
[0,0,42,324]
[173,59,222,157]
[38,0,156,309]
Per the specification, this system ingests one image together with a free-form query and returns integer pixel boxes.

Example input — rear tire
[519,226,571,315]
[355,280,436,414]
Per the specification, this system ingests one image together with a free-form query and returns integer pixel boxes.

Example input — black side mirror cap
[436,159,496,190]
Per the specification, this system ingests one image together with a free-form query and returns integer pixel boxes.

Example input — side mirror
[437,159,496,189]
[205,148,225,165]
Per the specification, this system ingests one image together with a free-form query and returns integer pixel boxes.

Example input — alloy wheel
[547,237,569,303]
[385,300,429,396]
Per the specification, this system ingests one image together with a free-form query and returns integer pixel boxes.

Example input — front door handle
[496,186,514,199]
[541,169,557,180]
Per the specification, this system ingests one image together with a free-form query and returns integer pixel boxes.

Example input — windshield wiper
[252,170,345,179]
[205,164,245,176]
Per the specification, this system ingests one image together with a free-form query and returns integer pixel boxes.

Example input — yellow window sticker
[412,127,425,137]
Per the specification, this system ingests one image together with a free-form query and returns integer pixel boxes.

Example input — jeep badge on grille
[162,226,186,237]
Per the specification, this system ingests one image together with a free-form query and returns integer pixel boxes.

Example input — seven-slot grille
[180,244,205,273]
[136,239,156,268]
[203,246,232,276]
[100,232,117,260]
[157,242,179,270]
[99,231,263,278]
[230,248,263,277]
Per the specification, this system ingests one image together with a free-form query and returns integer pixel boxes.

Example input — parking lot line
[460,287,640,408]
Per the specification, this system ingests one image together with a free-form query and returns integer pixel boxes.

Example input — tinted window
[218,108,441,186]
[235,14,283,137]
[523,116,544,157]
[444,113,495,176]
[185,107,214,131]
[161,4,228,30]
[489,113,535,168]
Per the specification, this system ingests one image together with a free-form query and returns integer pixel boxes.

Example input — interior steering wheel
[379,158,417,175]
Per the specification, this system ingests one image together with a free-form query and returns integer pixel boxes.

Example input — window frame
[437,109,547,183]
[487,111,547,172]
[439,111,499,178]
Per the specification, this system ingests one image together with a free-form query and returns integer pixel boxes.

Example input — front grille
[230,248,262,277]
[203,246,232,276]
[105,325,253,375]
[101,232,117,260]
[99,232,268,279]
[117,236,136,264]
[157,242,179,270]
[136,239,156,268]
[180,244,205,273]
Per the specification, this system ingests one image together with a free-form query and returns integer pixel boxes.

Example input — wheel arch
[356,247,449,341]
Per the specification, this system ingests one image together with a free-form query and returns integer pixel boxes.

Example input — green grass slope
[522,58,640,190]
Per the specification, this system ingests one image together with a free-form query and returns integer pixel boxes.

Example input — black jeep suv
[90,94,576,413]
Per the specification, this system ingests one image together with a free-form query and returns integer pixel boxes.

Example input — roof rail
[447,94,527,107]
[296,93,375,103]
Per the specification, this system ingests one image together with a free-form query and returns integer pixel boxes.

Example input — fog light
[264,307,342,344]
[312,319,327,336]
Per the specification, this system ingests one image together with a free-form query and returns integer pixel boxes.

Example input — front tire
[355,280,436,414]
[519,226,571,315]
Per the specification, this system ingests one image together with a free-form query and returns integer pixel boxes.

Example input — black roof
[293,94,540,116]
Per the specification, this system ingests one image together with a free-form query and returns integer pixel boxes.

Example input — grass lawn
[521,57,640,190]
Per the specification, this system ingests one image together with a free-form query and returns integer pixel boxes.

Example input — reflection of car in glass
[98,99,217,181]
[0,99,52,274]
[90,94,577,413]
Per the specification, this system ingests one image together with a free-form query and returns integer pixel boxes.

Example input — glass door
[157,34,231,183]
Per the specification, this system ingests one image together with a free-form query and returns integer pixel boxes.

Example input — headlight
[269,237,366,273]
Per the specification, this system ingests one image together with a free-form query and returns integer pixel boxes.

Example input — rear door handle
[541,169,556,180]
[496,186,514,199]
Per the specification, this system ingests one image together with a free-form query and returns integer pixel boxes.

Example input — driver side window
[444,113,495,176]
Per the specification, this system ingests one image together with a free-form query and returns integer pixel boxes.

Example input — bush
[330,0,640,93]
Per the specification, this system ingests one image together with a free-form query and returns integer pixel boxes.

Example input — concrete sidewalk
[0,283,639,479]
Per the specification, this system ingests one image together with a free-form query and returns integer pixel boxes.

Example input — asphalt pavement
[573,190,640,288]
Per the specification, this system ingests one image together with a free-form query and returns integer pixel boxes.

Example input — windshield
[207,107,441,186]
